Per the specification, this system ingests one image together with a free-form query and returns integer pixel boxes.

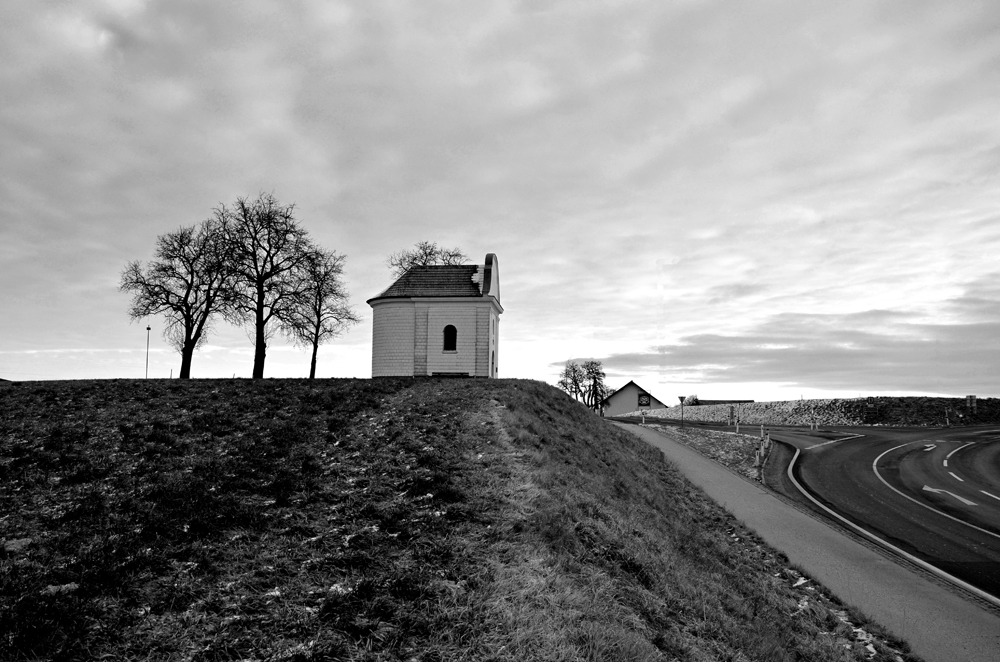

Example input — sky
[2,0,1000,402]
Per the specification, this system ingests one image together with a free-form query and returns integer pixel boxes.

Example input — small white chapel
[367,254,502,378]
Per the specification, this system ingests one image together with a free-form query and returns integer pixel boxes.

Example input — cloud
[600,281,1000,393]
[3,1,1000,393]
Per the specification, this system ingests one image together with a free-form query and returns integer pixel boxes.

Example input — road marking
[807,433,864,449]
[783,443,1000,609]
[943,459,948,467]
[923,444,936,451]
[949,471,965,482]
[871,442,1000,541]
[923,485,977,506]
[945,442,975,460]
[982,491,1000,502]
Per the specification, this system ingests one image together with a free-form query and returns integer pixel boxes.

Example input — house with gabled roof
[367,253,502,378]
[601,380,668,417]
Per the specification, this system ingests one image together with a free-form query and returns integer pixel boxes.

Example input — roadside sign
[866,397,875,408]
[638,393,651,408]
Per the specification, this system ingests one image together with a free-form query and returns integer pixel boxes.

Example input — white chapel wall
[371,301,415,377]
[425,302,478,375]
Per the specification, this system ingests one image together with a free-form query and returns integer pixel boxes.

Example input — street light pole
[145,325,151,379]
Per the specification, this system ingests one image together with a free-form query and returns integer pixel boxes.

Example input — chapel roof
[367,253,500,305]
[368,265,482,301]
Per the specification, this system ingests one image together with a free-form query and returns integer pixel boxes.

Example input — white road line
[943,459,948,467]
[949,471,965,482]
[946,442,976,460]
[871,442,1000,541]
[785,445,1000,609]
[807,433,864,449]
[982,491,1000,502]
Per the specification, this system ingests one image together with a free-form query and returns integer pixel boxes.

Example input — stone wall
[629,396,1000,427]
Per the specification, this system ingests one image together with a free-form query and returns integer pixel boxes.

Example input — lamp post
[145,325,151,379]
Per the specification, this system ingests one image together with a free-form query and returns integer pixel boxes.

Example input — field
[1,378,918,661]
[637,397,1000,427]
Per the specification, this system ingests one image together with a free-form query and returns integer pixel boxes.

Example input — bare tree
[218,192,315,379]
[119,217,229,379]
[581,360,610,412]
[386,240,467,278]
[557,361,586,401]
[282,249,360,379]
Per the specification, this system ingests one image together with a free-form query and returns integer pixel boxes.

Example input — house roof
[601,380,665,406]
[368,265,482,302]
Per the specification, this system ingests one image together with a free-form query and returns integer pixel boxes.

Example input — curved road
[773,425,1000,600]
[617,422,1000,662]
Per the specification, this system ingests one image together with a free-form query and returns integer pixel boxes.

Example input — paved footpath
[616,423,1000,662]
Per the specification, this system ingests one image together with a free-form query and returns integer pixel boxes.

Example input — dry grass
[1,378,919,661]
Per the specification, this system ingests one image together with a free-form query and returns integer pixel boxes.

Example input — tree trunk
[252,288,267,379]
[309,340,318,379]
[252,332,266,379]
[179,343,194,379]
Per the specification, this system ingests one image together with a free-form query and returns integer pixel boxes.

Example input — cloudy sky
[2,0,999,401]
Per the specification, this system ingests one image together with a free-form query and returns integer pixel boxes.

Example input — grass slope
[0,379,918,661]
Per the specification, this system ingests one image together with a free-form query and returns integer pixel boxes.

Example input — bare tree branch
[217,192,315,379]
[281,249,360,378]
[386,241,467,278]
[118,218,229,378]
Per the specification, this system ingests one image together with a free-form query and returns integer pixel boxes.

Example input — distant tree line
[120,193,359,379]
[557,360,611,412]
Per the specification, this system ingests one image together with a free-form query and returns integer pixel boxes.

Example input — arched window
[443,325,457,351]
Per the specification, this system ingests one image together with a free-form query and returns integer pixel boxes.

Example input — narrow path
[616,422,1000,662]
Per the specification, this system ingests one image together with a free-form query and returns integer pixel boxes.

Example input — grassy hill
[0,378,917,661]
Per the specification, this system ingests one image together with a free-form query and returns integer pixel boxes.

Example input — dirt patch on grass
[1,379,919,661]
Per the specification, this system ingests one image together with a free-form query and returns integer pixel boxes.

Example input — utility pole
[145,325,151,379]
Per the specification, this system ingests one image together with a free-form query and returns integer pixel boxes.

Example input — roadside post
[678,396,685,427]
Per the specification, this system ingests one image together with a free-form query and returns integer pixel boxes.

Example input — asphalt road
[774,425,1000,600]
[633,418,1000,601]
[617,422,1000,662]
